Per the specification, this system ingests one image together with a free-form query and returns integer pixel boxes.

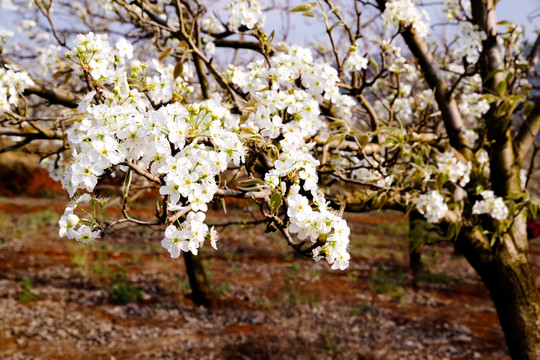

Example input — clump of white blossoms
[229,45,353,269]
[0,66,34,115]
[454,22,486,64]
[443,0,472,21]
[226,0,265,31]
[64,32,118,80]
[343,43,369,73]
[381,0,430,38]
[50,34,352,270]
[58,194,101,243]
[416,190,449,223]
[472,191,509,220]
[437,152,471,186]
[458,93,490,123]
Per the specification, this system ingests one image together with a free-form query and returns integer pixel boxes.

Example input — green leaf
[485,68,506,82]
[289,3,316,12]
[530,202,538,220]
[505,71,514,84]
[239,178,264,186]
[506,192,525,200]
[358,134,369,147]
[496,80,507,96]
[302,11,315,17]
[270,193,282,213]
[369,58,379,73]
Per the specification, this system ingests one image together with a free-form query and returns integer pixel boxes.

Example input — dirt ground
[0,167,537,359]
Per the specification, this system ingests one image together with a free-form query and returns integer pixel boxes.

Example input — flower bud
[66,214,79,227]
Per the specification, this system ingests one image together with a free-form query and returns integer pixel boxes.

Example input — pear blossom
[416,190,449,223]
[472,191,509,220]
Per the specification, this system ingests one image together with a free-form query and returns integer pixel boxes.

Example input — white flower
[343,44,369,73]
[416,190,448,223]
[381,0,430,38]
[472,190,508,220]
[209,226,219,250]
[115,37,133,59]
[437,152,471,186]
[161,225,187,258]
[76,225,101,243]
[227,0,265,30]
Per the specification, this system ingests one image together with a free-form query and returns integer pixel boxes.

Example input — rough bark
[456,221,540,359]
[183,252,213,308]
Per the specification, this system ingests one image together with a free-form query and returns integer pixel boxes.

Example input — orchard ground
[0,156,537,359]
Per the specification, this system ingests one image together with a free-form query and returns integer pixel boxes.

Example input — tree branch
[515,97,540,161]
[376,0,473,161]
[24,79,80,108]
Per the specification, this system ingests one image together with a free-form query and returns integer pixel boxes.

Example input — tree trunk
[456,221,540,359]
[183,252,213,308]
[408,212,424,275]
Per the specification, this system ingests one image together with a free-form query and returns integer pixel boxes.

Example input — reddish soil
[0,165,535,359]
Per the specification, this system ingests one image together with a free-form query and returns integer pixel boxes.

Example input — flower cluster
[161,212,218,257]
[51,34,243,256]
[437,152,471,186]
[443,0,471,21]
[458,93,490,123]
[61,91,244,245]
[472,191,509,220]
[226,0,265,31]
[343,44,369,73]
[454,22,486,64]
[231,45,354,138]
[288,189,351,270]
[381,0,430,38]
[0,66,34,115]
[230,45,353,268]
[65,32,119,80]
[345,155,394,188]
[58,194,101,243]
[130,60,193,104]
[416,190,449,223]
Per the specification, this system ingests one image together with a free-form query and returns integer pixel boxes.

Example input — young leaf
[158,48,172,62]
[270,193,282,213]
[173,62,184,79]
[289,3,316,12]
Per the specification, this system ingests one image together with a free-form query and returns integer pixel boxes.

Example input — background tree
[1,0,540,358]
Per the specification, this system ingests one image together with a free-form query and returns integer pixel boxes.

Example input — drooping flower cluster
[0,66,34,115]
[381,0,430,38]
[230,46,353,269]
[58,194,101,243]
[416,190,449,223]
[288,188,351,270]
[472,191,509,220]
[226,0,265,31]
